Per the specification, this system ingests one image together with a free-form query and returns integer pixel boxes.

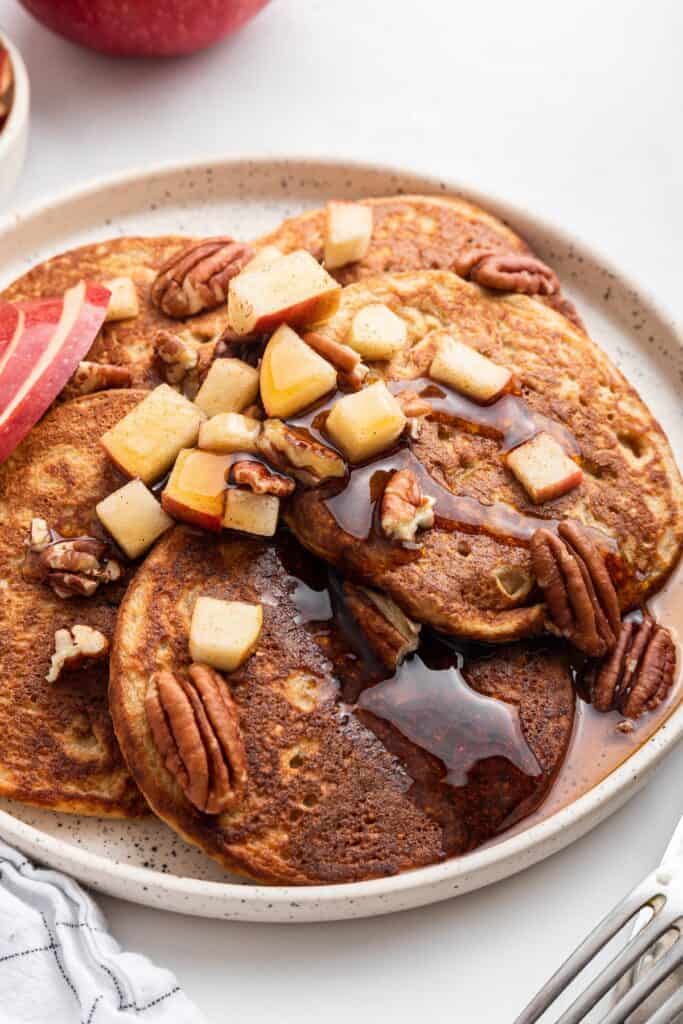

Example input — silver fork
[514,814,683,1024]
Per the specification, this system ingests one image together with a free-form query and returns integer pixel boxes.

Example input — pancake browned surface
[110,526,574,884]
[0,390,147,816]
[257,193,580,325]
[1,237,229,387]
[286,271,683,641]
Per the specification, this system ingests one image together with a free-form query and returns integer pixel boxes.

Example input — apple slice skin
[0,301,21,355]
[248,291,341,336]
[0,282,111,465]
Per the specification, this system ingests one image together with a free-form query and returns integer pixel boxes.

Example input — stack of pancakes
[1,195,681,884]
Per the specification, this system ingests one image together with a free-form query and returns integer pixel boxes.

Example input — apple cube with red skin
[161,448,233,532]
[506,432,583,504]
[0,280,111,465]
[227,250,341,336]
[429,336,512,404]
[96,479,173,558]
[101,383,205,484]
[324,202,373,270]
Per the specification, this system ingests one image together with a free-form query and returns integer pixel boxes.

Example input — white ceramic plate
[0,31,30,204]
[0,157,681,923]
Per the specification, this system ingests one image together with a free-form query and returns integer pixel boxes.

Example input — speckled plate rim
[0,155,681,923]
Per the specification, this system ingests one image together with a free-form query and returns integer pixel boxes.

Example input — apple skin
[19,0,270,57]
[0,282,110,465]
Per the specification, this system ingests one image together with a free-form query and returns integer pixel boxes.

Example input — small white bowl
[0,32,29,204]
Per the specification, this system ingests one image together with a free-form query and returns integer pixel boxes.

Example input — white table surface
[1,0,682,1019]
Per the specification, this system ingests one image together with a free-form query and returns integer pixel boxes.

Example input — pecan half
[63,361,132,399]
[257,419,346,486]
[231,460,295,497]
[154,329,199,385]
[303,331,362,375]
[343,582,421,671]
[46,625,109,683]
[590,616,676,719]
[25,530,124,599]
[530,521,620,656]
[145,664,247,814]
[455,248,560,297]
[151,238,254,318]
[381,469,435,543]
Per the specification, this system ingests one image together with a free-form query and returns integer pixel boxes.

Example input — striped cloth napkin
[0,840,205,1023]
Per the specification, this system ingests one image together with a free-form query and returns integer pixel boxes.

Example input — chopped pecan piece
[231,460,295,497]
[63,361,132,398]
[28,517,51,552]
[590,616,676,719]
[145,663,247,814]
[154,329,199,385]
[151,238,254,318]
[381,469,435,543]
[337,363,370,392]
[26,529,124,599]
[455,248,560,297]
[343,582,421,671]
[303,331,362,375]
[47,625,109,683]
[530,521,621,656]
[257,419,346,487]
[395,390,433,420]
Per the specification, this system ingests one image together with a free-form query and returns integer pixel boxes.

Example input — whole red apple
[19,0,270,57]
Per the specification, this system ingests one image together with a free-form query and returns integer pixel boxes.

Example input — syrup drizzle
[282,543,683,854]
[288,376,602,550]
[357,648,541,787]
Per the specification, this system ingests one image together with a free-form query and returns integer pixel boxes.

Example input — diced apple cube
[104,277,139,322]
[348,303,408,360]
[227,249,341,336]
[194,358,260,418]
[199,412,262,454]
[324,201,373,270]
[325,381,406,463]
[101,384,205,484]
[260,323,337,418]
[161,448,233,532]
[506,432,583,504]
[222,489,280,537]
[96,479,173,558]
[429,336,512,404]
[189,596,263,672]
[241,245,284,274]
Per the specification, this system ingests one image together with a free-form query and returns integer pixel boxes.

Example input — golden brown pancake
[0,390,146,816]
[109,525,575,884]
[285,271,683,642]
[1,237,229,387]
[256,193,582,326]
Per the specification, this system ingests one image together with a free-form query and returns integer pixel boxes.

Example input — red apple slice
[0,300,23,356]
[0,280,111,464]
